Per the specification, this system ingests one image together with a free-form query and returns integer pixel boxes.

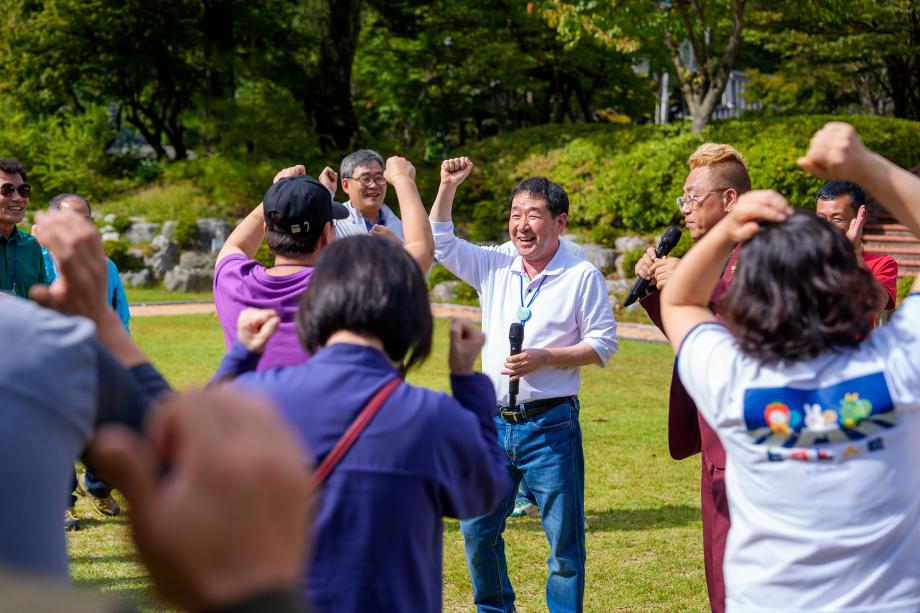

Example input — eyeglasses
[347,175,386,188]
[676,188,728,211]
[0,183,31,199]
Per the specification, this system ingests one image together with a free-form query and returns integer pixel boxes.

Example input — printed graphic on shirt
[743,372,894,458]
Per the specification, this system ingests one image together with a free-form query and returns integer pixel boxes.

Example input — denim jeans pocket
[531,401,572,432]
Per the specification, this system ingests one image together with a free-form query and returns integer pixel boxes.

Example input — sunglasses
[0,183,31,199]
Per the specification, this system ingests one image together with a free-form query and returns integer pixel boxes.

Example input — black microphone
[622,226,682,307]
[508,322,524,408]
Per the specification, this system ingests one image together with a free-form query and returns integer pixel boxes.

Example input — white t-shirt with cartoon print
[678,293,920,613]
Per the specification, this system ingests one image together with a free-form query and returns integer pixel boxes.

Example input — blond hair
[688,143,751,194]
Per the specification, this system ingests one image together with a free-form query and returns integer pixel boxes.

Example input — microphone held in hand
[622,226,682,307]
[508,323,524,408]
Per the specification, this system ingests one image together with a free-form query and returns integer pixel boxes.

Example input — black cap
[262,176,349,237]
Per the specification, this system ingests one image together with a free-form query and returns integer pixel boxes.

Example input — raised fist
[726,190,794,243]
[448,318,485,375]
[441,157,473,186]
[318,166,338,195]
[384,156,416,182]
[797,122,870,180]
[273,165,306,184]
[237,308,281,354]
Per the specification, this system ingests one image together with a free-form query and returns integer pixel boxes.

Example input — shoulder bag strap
[309,376,401,492]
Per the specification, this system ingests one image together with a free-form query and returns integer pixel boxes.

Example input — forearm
[430,183,457,222]
[391,176,434,270]
[219,204,265,261]
[210,341,263,385]
[545,342,603,368]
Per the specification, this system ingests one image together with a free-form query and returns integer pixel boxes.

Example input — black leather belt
[498,396,573,424]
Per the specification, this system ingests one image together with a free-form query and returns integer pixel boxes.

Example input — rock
[124,222,161,244]
[614,235,650,254]
[195,218,232,251]
[605,279,632,296]
[179,250,217,270]
[103,213,116,223]
[161,220,176,240]
[579,243,617,275]
[164,267,213,292]
[120,269,153,288]
[145,235,179,280]
[101,231,121,242]
[431,281,462,303]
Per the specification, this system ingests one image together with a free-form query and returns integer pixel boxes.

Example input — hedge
[419,115,920,244]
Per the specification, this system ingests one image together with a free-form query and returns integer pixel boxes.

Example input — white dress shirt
[433,220,618,404]
[334,201,404,240]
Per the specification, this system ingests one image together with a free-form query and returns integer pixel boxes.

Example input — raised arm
[383,156,435,271]
[430,157,473,222]
[217,165,306,264]
[661,192,793,355]
[798,122,920,294]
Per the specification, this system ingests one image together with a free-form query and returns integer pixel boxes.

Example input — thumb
[797,156,825,177]
[85,426,159,536]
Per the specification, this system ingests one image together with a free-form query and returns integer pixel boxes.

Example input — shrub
[110,214,133,234]
[897,276,916,304]
[620,247,646,279]
[174,213,199,251]
[103,239,143,272]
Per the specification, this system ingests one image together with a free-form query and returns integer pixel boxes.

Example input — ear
[320,221,336,246]
[723,189,738,213]
[341,178,350,191]
[555,212,568,233]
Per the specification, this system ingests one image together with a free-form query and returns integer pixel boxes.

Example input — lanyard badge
[517,272,547,324]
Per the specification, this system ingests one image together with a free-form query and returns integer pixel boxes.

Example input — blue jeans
[460,398,585,613]
[68,467,112,508]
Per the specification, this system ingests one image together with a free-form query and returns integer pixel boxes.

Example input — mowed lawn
[68,314,707,612]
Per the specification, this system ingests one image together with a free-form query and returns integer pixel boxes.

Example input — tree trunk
[314,0,362,151]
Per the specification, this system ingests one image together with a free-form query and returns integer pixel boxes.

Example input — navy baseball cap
[262,176,349,237]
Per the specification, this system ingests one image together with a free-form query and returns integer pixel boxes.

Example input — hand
[273,164,306,184]
[724,190,795,243]
[85,389,313,612]
[369,224,401,244]
[440,157,473,187]
[449,318,485,375]
[797,122,871,180]
[318,166,338,195]
[29,210,108,320]
[502,348,550,381]
[634,247,658,281]
[237,308,281,354]
[846,204,868,249]
[648,256,680,291]
[384,156,416,182]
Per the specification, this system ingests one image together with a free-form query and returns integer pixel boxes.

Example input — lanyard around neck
[516,271,547,324]
[6,238,18,293]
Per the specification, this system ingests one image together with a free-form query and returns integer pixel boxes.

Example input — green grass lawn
[125,287,214,304]
[68,315,706,612]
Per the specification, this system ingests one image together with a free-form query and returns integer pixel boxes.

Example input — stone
[145,235,179,280]
[195,218,232,252]
[579,243,617,275]
[431,281,462,303]
[179,250,217,270]
[614,235,650,254]
[103,213,116,223]
[101,231,121,242]
[120,269,153,288]
[124,222,161,244]
[161,220,176,240]
[164,266,213,293]
[605,278,632,296]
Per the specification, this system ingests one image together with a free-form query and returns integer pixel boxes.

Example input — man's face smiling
[342,161,386,215]
[508,192,566,263]
[815,195,855,235]
[681,166,730,241]
[0,172,28,227]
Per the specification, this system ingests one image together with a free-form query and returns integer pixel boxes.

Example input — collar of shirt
[363,207,385,232]
[509,242,570,284]
[0,227,23,244]
[310,342,398,374]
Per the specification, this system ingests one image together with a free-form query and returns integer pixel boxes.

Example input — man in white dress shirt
[430,157,617,613]
[321,149,405,241]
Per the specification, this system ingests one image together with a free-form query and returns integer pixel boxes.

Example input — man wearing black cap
[214,166,350,370]
[214,160,433,370]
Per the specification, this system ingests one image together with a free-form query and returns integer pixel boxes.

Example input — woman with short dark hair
[212,235,511,613]
[660,123,920,612]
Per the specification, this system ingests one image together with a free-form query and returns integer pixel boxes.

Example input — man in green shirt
[0,159,45,298]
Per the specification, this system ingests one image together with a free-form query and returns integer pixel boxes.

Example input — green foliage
[670,230,692,259]
[103,239,143,272]
[620,248,646,280]
[110,215,133,234]
[427,264,480,306]
[174,214,199,251]
[897,276,916,304]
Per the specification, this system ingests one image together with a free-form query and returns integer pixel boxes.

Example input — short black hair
[509,177,569,218]
[296,235,432,372]
[0,159,27,181]
[265,215,324,257]
[815,180,866,211]
[48,193,92,217]
[719,212,877,364]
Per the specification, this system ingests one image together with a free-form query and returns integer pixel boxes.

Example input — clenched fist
[441,157,473,187]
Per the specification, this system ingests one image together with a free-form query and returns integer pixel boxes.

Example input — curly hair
[688,143,751,195]
[718,212,878,364]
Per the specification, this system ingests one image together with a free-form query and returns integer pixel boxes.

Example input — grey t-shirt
[0,298,97,579]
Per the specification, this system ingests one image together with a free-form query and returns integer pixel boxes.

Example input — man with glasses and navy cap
[633,142,751,613]
[0,158,46,299]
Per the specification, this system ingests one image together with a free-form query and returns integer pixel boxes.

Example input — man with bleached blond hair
[632,142,751,613]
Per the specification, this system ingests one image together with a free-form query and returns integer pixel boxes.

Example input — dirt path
[130,301,667,343]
